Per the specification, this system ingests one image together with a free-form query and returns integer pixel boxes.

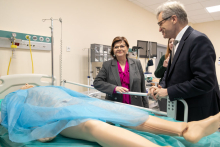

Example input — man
[148,1,220,122]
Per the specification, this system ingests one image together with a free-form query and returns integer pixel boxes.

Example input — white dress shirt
[174,25,189,54]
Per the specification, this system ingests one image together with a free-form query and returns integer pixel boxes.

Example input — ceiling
[128,0,220,24]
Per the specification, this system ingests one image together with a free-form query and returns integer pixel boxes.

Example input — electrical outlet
[66,46,70,52]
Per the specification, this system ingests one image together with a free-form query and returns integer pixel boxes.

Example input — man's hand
[115,86,129,93]
[147,86,158,101]
[154,88,168,101]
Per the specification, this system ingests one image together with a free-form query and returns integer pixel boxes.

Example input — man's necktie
[171,40,179,63]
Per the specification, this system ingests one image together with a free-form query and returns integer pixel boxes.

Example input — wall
[193,20,220,83]
[0,0,168,91]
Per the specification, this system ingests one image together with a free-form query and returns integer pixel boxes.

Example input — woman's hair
[156,1,188,25]
[110,36,129,58]
[165,38,172,59]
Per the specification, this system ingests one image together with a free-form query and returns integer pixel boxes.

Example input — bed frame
[0,74,55,99]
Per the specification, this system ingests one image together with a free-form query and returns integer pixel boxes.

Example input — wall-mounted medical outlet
[66,46,70,52]
[0,30,51,51]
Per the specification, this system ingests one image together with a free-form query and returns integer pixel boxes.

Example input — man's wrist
[165,89,168,96]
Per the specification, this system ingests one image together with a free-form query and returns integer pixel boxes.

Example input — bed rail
[0,74,56,99]
[62,80,188,122]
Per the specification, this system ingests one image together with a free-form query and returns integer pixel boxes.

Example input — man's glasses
[157,16,172,27]
[114,45,126,49]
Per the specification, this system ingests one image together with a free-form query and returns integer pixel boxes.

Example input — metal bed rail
[61,80,188,122]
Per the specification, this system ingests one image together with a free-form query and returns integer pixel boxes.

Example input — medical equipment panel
[0,30,51,51]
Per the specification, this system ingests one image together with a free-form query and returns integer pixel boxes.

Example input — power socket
[66,46,70,52]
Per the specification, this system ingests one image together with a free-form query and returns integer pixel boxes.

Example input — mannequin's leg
[183,112,220,143]
[128,115,187,136]
[60,120,170,147]
[128,113,220,143]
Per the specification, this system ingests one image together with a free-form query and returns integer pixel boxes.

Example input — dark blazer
[165,26,220,122]
[94,58,149,108]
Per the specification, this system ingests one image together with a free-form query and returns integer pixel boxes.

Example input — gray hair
[156,1,188,24]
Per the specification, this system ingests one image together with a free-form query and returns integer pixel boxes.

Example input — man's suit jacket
[94,58,149,108]
[165,26,220,122]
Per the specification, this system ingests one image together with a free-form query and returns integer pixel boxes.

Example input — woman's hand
[115,86,129,93]
[163,55,170,68]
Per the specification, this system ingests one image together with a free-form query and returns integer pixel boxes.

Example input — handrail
[61,80,188,122]
[178,99,188,122]
[62,80,167,116]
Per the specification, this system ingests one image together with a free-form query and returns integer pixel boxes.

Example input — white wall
[0,0,167,91]
[193,20,220,83]
[1,0,219,91]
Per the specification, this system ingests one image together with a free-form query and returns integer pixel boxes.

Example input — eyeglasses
[114,45,126,49]
[157,16,172,27]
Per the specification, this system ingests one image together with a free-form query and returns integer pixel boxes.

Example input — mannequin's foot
[37,136,56,143]
[183,112,220,143]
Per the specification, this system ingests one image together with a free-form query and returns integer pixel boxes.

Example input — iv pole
[42,17,62,85]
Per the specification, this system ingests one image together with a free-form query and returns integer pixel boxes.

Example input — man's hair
[156,1,188,25]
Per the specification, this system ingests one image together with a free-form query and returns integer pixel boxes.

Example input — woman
[154,38,174,112]
[154,38,174,83]
[94,36,148,108]
[1,84,220,147]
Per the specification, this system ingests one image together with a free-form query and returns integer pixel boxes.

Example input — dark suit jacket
[94,58,149,108]
[165,26,220,122]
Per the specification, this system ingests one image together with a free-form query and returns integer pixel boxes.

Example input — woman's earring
[113,54,115,57]
[126,52,129,54]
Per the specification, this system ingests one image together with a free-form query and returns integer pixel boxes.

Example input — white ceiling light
[206,5,220,13]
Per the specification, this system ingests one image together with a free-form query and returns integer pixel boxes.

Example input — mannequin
[17,84,220,147]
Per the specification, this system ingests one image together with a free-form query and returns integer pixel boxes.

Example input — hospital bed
[0,74,220,147]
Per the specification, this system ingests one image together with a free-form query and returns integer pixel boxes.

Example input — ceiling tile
[187,9,209,16]
[136,0,165,6]
[144,6,155,13]
[197,0,209,2]
[188,17,196,23]
[127,0,219,23]
[185,3,204,11]
[190,13,212,19]
[213,16,220,20]
[132,1,145,8]
[200,0,220,7]
[195,17,214,23]
[209,11,220,16]
[179,0,200,5]
[148,3,162,10]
